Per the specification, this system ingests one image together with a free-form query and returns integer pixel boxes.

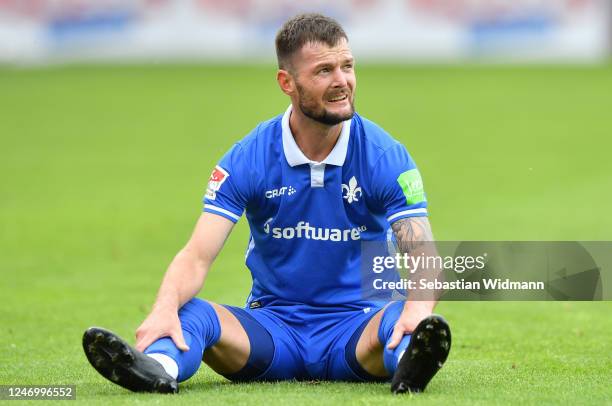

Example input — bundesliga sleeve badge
[205,165,229,200]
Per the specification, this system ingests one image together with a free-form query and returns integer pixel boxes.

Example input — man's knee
[358,310,386,355]
[350,306,389,378]
[351,302,406,378]
[178,298,222,344]
[205,305,275,381]
[179,300,249,375]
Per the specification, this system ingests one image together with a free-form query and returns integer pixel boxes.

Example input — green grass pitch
[1,64,611,405]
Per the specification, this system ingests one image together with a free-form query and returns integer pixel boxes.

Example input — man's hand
[387,301,434,349]
[135,306,189,353]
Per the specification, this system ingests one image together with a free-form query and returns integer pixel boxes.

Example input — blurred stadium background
[1,1,611,405]
[1,0,611,64]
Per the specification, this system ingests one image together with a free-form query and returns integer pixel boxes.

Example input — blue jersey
[203,106,427,307]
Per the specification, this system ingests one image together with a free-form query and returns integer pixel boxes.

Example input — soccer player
[83,13,451,395]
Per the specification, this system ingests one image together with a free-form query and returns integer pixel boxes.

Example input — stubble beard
[296,82,355,126]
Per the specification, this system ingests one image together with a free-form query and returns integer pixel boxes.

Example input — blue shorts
[220,301,393,382]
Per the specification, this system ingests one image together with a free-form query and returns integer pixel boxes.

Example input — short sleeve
[371,143,428,224]
[202,144,250,223]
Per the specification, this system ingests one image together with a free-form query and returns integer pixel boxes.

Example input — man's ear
[277,69,295,96]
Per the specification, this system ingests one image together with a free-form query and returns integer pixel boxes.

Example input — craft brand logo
[265,186,296,199]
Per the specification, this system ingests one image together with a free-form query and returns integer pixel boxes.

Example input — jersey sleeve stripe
[387,208,428,223]
[204,204,241,222]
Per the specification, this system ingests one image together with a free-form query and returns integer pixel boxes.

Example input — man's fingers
[387,325,405,350]
[135,333,156,353]
[170,330,190,352]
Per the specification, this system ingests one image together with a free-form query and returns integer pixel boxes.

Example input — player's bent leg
[375,301,414,376]
[83,298,303,391]
[215,305,309,382]
[365,301,452,393]
[147,300,302,383]
[324,306,389,382]
[351,305,390,378]
[143,298,229,382]
[338,303,415,381]
[206,305,276,381]
[83,298,248,393]
[201,303,256,377]
[351,301,452,393]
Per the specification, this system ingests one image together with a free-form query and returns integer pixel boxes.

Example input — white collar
[281,104,351,167]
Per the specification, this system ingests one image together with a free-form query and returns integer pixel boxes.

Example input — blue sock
[144,298,221,382]
[378,301,412,375]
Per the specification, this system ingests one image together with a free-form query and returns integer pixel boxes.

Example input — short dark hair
[275,13,348,71]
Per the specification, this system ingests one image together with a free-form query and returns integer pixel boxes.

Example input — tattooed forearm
[391,216,441,302]
[391,217,434,254]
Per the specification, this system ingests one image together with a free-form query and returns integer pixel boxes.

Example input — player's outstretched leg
[390,315,451,394]
[82,327,178,394]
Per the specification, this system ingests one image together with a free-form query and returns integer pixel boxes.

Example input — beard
[295,82,355,125]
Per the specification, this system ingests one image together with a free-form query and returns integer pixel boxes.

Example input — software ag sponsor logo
[263,218,366,241]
